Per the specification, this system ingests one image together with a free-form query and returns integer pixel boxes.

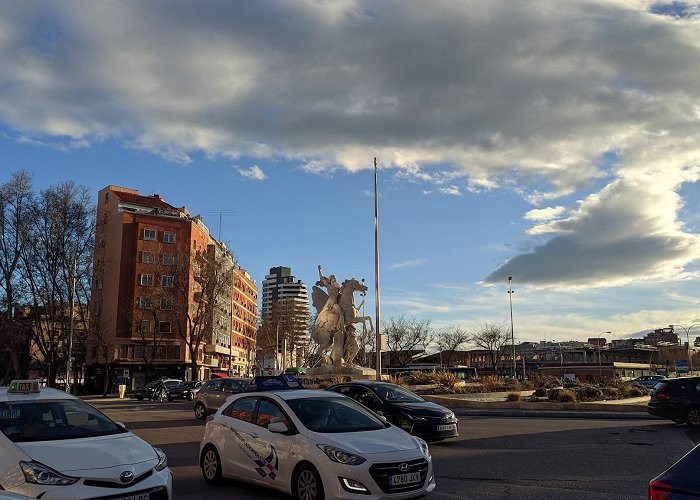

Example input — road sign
[675,360,689,374]
[123,369,130,378]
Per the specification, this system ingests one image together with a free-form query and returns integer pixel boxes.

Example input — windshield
[374,384,425,403]
[0,399,127,443]
[287,397,386,433]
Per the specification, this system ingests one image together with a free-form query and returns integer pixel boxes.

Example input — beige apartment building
[86,185,257,392]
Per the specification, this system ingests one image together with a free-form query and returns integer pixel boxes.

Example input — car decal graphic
[231,428,279,480]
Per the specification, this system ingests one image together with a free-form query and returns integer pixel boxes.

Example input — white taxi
[199,375,435,500]
[0,380,172,500]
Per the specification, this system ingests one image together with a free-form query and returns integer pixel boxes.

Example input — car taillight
[649,479,673,500]
[656,393,671,401]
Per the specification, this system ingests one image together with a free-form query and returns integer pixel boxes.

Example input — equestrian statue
[311,265,374,367]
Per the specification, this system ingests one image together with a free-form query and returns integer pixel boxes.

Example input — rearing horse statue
[311,266,373,367]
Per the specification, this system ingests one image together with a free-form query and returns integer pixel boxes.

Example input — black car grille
[87,485,168,500]
[84,469,153,489]
[369,458,428,493]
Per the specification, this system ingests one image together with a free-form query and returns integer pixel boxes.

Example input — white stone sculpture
[311,265,374,367]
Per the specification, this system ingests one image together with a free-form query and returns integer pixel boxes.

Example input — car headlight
[406,413,427,421]
[412,436,430,458]
[154,447,168,471]
[317,445,366,465]
[20,461,78,486]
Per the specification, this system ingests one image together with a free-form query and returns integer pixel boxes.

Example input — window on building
[138,297,152,309]
[139,320,150,333]
[134,345,144,359]
[163,232,176,244]
[160,298,173,310]
[104,192,109,204]
[166,345,181,359]
[143,228,157,241]
[120,345,129,359]
[96,277,103,290]
[161,275,174,287]
[142,252,155,264]
[140,274,153,286]
[161,253,174,266]
[159,321,171,333]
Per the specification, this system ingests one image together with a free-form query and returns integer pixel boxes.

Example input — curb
[424,395,649,413]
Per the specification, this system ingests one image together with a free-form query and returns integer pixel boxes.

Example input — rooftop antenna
[203,210,236,241]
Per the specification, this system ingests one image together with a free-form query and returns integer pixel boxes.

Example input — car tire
[195,402,207,420]
[201,445,224,485]
[685,406,700,427]
[293,463,324,500]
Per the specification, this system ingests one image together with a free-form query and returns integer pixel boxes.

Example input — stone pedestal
[306,365,377,379]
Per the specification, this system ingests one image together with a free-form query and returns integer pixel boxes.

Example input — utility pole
[374,157,382,381]
[66,255,77,394]
[508,277,516,378]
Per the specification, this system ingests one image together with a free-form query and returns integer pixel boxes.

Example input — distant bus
[386,365,477,380]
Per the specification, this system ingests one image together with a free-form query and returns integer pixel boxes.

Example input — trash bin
[118,384,126,399]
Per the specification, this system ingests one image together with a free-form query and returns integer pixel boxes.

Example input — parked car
[166,381,202,401]
[194,377,250,420]
[649,442,700,499]
[326,380,458,441]
[199,375,435,499]
[648,376,700,426]
[134,378,182,401]
[0,379,172,499]
[284,366,307,375]
[627,375,665,388]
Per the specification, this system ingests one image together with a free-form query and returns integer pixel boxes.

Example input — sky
[2,0,700,344]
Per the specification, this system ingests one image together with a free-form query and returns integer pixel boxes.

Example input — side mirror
[115,421,126,430]
[268,421,289,433]
[375,412,387,423]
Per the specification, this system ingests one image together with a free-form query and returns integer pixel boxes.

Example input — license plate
[437,424,454,431]
[389,472,420,486]
[114,494,149,500]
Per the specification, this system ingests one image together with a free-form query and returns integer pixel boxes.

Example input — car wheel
[195,402,207,420]
[685,406,700,427]
[201,445,223,485]
[294,463,324,500]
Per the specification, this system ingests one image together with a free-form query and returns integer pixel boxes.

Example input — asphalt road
[89,398,698,500]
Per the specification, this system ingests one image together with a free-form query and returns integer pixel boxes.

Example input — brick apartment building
[86,186,257,393]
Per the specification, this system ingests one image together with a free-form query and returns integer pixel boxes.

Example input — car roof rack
[246,374,304,392]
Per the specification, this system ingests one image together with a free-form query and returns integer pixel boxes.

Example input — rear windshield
[0,399,127,443]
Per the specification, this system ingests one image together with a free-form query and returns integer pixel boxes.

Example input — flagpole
[374,157,382,380]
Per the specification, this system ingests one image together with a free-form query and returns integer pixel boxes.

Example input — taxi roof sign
[247,374,303,392]
[8,380,40,394]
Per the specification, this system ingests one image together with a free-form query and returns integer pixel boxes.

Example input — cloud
[524,206,567,221]
[236,165,266,181]
[2,1,700,288]
[388,258,428,271]
[439,185,462,196]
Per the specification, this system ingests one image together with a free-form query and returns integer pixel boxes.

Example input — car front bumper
[319,451,435,500]
[8,466,173,500]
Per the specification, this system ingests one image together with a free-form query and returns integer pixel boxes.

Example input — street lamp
[670,324,699,375]
[597,331,612,384]
[508,277,516,379]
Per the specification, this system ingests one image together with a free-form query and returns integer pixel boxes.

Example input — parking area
[90,398,696,500]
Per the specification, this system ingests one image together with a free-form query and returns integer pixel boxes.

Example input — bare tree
[469,322,511,374]
[20,181,94,387]
[0,171,34,381]
[383,315,432,367]
[171,244,232,381]
[434,325,470,367]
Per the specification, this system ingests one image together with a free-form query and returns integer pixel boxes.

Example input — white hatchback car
[199,375,435,500]
[0,380,173,499]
